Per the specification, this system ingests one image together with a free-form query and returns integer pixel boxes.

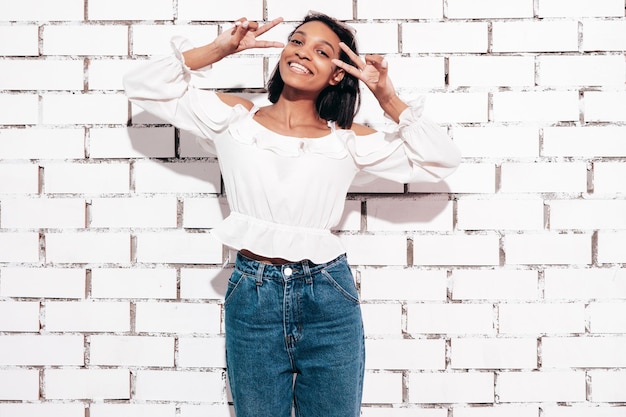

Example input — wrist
[378,94,408,124]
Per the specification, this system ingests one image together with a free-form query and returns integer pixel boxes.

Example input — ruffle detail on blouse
[225,115,351,159]
[211,212,346,264]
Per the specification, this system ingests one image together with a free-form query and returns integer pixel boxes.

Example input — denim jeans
[224,252,365,417]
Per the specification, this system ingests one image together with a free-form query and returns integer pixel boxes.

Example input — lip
[287,61,313,75]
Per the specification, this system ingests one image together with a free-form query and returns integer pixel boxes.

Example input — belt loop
[255,262,265,286]
[303,260,312,284]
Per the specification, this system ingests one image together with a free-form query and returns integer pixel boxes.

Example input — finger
[365,54,388,70]
[255,17,284,37]
[332,58,362,79]
[254,40,285,49]
[338,42,365,69]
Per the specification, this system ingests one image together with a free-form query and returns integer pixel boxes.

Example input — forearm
[378,94,409,124]
[182,42,228,70]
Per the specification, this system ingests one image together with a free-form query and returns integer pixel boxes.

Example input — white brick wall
[0,0,624,415]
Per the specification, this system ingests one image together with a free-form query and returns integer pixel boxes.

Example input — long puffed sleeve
[123,37,240,153]
[348,98,461,185]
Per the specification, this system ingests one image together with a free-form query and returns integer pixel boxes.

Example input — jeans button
[284,267,293,277]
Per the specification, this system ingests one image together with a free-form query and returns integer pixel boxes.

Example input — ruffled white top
[123,37,461,264]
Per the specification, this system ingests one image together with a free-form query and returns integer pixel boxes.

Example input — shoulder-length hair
[266,13,361,129]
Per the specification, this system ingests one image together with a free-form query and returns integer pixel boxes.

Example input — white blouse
[123,38,461,264]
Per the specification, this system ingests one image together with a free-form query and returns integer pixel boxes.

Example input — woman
[124,12,460,417]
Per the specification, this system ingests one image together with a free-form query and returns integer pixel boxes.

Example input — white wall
[1,0,626,415]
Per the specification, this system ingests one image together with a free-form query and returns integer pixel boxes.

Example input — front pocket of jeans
[224,270,247,306]
[320,268,360,305]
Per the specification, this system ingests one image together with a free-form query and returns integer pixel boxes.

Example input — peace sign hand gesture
[332,42,408,123]
[215,17,285,56]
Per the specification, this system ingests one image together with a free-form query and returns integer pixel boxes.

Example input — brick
[179,404,233,417]
[410,163,496,194]
[178,336,227,368]
[90,404,175,417]
[349,23,398,54]
[340,234,408,266]
[131,25,218,56]
[454,126,538,158]
[43,25,128,56]
[266,0,353,21]
[179,129,217,157]
[544,268,626,300]
[90,335,175,366]
[360,268,447,302]
[0,370,39,400]
[585,92,626,122]
[492,20,578,52]
[44,369,130,400]
[333,199,361,232]
[539,55,625,86]
[349,176,404,194]
[408,372,494,404]
[543,406,626,417]
[543,126,626,157]
[583,19,626,51]
[178,0,264,21]
[0,26,39,56]
[453,406,538,417]
[497,371,586,402]
[45,301,130,332]
[0,0,84,21]
[451,337,537,369]
[0,403,85,417]
[192,57,265,89]
[1,197,85,228]
[412,234,500,266]
[0,94,38,125]
[499,303,585,334]
[43,162,130,194]
[88,59,138,90]
[457,198,544,231]
[0,128,85,159]
[505,233,591,265]
[594,162,626,194]
[89,127,174,158]
[134,161,221,194]
[365,338,445,370]
[361,304,403,335]
[407,303,495,335]
[589,302,626,333]
[0,267,85,298]
[41,93,129,125]
[596,231,626,264]
[549,200,626,229]
[500,162,587,193]
[135,232,223,264]
[135,370,224,402]
[493,91,579,122]
[451,270,539,301]
[542,336,626,368]
[358,0,442,19]
[447,0,533,18]
[180,267,230,300]
[91,267,177,299]
[0,60,84,91]
[449,56,534,87]
[363,371,403,404]
[135,302,221,334]
[0,301,40,331]
[363,408,447,417]
[182,197,228,229]
[0,335,83,365]
[402,22,489,53]
[45,232,131,264]
[89,0,173,20]
[538,0,624,17]
[588,371,626,402]
[386,57,445,89]
[0,232,40,263]
[90,196,177,228]
[367,197,454,232]
[424,93,489,124]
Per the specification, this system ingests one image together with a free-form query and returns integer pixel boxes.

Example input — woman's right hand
[214,17,285,56]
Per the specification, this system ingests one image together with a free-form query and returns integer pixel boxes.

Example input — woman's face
[279,20,345,96]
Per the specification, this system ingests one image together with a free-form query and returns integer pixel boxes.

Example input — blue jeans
[224,252,365,417]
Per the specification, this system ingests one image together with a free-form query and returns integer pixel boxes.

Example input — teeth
[289,63,311,74]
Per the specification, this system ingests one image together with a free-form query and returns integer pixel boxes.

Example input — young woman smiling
[124,12,460,417]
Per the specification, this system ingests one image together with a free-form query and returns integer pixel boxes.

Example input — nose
[295,48,311,60]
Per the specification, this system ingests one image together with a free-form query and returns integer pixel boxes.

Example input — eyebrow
[292,30,336,53]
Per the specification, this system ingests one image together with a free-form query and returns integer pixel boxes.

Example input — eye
[316,49,330,57]
[289,38,303,45]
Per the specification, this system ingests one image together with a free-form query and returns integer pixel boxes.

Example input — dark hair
[266,13,361,129]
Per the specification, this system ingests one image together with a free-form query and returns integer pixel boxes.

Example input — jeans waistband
[235,252,347,280]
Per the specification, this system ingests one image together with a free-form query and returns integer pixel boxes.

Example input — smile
[289,62,312,74]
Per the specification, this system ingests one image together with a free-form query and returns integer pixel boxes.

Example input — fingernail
[242,20,249,28]
[381,59,388,68]
[235,21,242,26]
